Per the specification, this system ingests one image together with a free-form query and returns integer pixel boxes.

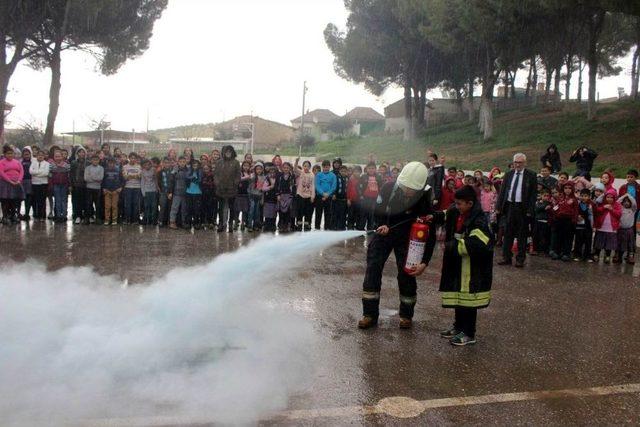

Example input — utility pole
[146,108,150,134]
[300,81,307,155]
[250,110,254,155]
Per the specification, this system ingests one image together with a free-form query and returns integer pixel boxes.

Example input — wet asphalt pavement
[1,222,640,426]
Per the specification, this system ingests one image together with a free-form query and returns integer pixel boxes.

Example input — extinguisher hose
[364,217,417,235]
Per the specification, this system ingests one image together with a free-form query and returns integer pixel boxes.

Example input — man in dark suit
[496,153,537,268]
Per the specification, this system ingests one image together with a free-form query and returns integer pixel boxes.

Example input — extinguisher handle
[418,215,434,224]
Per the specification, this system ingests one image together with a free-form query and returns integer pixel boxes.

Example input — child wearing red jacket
[346,165,361,230]
[600,171,616,195]
[593,189,622,263]
[550,181,578,261]
[439,177,457,211]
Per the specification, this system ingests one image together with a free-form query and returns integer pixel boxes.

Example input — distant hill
[150,116,295,149]
[269,100,640,176]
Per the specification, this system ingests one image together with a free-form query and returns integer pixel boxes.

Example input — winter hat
[594,183,605,192]
[397,161,429,191]
[253,161,264,171]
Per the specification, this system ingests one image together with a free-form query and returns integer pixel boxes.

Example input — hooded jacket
[214,145,241,198]
[21,147,32,183]
[553,182,579,223]
[540,144,562,173]
[70,150,87,188]
[594,190,622,231]
[601,171,616,194]
[618,194,637,229]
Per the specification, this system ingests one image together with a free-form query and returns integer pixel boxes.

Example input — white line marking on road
[85,382,640,426]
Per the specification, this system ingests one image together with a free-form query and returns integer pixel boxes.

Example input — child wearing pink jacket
[0,145,25,224]
[480,179,497,228]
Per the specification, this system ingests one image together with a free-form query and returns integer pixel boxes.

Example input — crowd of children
[0,144,402,235]
[0,143,637,266]
[530,169,638,265]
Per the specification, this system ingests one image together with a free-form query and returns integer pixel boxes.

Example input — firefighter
[358,162,437,330]
[435,185,494,346]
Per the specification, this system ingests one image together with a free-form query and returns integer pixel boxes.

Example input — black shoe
[440,327,460,339]
[450,332,477,346]
[515,260,525,268]
[549,251,560,260]
[217,226,225,232]
[561,255,571,262]
[497,259,512,266]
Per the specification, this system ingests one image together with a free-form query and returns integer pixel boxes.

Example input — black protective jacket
[436,203,494,309]
[374,182,437,265]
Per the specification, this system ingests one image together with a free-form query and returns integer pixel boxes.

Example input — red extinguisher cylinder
[404,220,430,274]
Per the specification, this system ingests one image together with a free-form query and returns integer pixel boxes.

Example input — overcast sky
[6,0,635,133]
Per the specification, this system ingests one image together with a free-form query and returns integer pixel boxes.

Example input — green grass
[261,100,640,176]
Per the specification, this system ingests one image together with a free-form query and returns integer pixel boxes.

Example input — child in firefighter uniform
[359,162,437,330]
[435,185,494,346]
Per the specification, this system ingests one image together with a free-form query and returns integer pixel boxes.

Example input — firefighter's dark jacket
[374,182,437,265]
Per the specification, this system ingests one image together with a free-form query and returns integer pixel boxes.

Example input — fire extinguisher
[404,217,431,274]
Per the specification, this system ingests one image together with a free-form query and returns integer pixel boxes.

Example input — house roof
[384,99,405,118]
[343,107,384,122]
[291,109,340,125]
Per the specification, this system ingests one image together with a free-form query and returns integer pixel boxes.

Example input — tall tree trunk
[411,85,423,133]
[587,9,606,121]
[417,87,427,129]
[403,85,414,141]
[531,56,538,106]
[0,36,26,143]
[553,64,562,103]
[565,55,574,101]
[510,69,517,99]
[43,0,71,146]
[631,44,640,99]
[44,44,62,146]
[577,57,584,102]
[525,60,533,98]
[503,69,509,99]
[544,65,552,103]
[467,75,475,121]
[480,80,495,142]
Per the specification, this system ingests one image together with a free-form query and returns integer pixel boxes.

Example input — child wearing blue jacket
[314,160,337,230]
[186,160,203,229]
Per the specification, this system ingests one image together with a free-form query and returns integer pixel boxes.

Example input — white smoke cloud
[0,231,363,426]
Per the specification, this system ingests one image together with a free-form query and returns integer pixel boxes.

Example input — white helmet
[397,161,428,191]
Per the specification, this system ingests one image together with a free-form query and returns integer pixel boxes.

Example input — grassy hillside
[265,100,640,176]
